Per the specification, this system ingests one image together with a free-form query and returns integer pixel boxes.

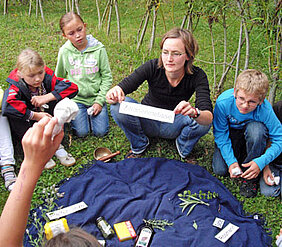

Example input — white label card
[215,223,239,243]
[119,101,175,123]
[213,217,225,229]
[47,201,88,220]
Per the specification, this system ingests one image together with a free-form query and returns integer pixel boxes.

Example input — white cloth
[276,234,282,247]
[51,98,79,138]
[0,115,15,166]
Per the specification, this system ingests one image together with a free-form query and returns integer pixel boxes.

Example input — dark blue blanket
[25,158,272,246]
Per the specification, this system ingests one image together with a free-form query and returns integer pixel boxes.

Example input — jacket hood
[63,34,104,53]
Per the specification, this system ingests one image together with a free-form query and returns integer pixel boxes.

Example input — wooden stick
[98,151,121,161]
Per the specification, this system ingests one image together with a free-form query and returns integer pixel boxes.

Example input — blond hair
[59,12,84,34]
[16,49,45,74]
[235,69,269,101]
[158,28,199,75]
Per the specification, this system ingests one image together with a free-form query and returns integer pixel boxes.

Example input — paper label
[119,101,175,123]
[215,223,239,243]
[47,201,88,220]
[213,217,225,229]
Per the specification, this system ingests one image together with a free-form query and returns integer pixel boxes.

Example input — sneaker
[57,153,76,167]
[175,139,186,159]
[124,150,144,159]
[239,179,258,198]
[1,165,17,192]
[44,159,56,169]
[55,144,76,167]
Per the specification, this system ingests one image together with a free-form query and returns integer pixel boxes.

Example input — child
[259,101,281,198]
[0,87,17,191]
[212,69,282,198]
[2,49,79,169]
[0,117,101,247]
[55,12,112,138]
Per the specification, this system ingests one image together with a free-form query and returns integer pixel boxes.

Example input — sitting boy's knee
[245,122,267,142]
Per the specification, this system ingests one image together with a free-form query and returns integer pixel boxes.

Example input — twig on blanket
[143,219,174,231]
[178,190,218,216]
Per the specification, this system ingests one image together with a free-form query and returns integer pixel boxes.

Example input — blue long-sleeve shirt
[213,88,282,170]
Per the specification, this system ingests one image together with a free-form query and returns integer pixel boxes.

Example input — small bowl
[94,147,112,162]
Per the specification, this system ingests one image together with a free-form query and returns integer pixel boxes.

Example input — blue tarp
[24,158,272,246]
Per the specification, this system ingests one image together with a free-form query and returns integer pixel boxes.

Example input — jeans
[259,163,281,198]
[110,97,211,157]
[212,121,268,179]
[71,102,109,137]
[0,115,15,166]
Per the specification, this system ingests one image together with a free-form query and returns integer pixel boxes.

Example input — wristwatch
[193,108,201,119]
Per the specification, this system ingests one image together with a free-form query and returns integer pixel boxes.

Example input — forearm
[0,162,40,246]
[194,110,213,125]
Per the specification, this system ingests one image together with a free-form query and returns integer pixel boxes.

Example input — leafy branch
[178,190,218,216]
[143,218,174,231]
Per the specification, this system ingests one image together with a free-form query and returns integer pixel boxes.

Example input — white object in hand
[267,173,280,185]
[87,106,94,115]
[232,167,242,176]
[48,98,79,138]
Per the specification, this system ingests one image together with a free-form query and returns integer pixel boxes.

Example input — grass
[0,0,281,245]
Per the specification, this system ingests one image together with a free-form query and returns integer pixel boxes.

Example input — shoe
[57,153,76,167]
[44,159,56,169]
[124,150,144,159]
[239,179,258,198]
[55,144,76,167]
[175,139,186,159]
[1,166,17,192]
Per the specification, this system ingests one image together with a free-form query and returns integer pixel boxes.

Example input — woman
[106,28,213,159]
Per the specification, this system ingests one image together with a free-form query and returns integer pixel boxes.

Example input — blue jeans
[259,164,281,198]
[71,103,109,137]
[110,97,211,157]
[212,121,268,178]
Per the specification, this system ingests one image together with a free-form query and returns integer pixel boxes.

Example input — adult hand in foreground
[106,86,125,104]
[174,100,196,118]
[0,117,64,247]
[22,116,64,176]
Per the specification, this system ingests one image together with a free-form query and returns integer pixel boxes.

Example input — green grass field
[0,0,281,245]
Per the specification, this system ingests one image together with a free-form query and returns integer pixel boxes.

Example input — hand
[241,160,260,180]
[174,101,197,117]
[32,112,52,121]
[22,117,64,176]
[106,86,125,104]
[92,103,102,116]
[228,162,242,178]
[31,93,55,107]
[262,165,274,186]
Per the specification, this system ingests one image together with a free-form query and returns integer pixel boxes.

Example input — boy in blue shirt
[212,69,282,198]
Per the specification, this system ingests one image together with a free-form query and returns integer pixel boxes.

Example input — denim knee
[245,122,268,144]
[212,145,229,176]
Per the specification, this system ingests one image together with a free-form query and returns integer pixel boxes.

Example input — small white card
[215,223,239,243]
[119,101,175,123]
[213,217,225,229]
[47,201,88,220]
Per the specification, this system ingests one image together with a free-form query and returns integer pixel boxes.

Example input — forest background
[0,0,281,245]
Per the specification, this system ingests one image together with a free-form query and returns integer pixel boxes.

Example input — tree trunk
[137,10,150,51]
[38,0,45,22]
[234,20,243,86]
[114,0,121,43]
[96,0,101,28]
[149,6,157,53]
[107,0,112,36]
[75,0,80,15]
